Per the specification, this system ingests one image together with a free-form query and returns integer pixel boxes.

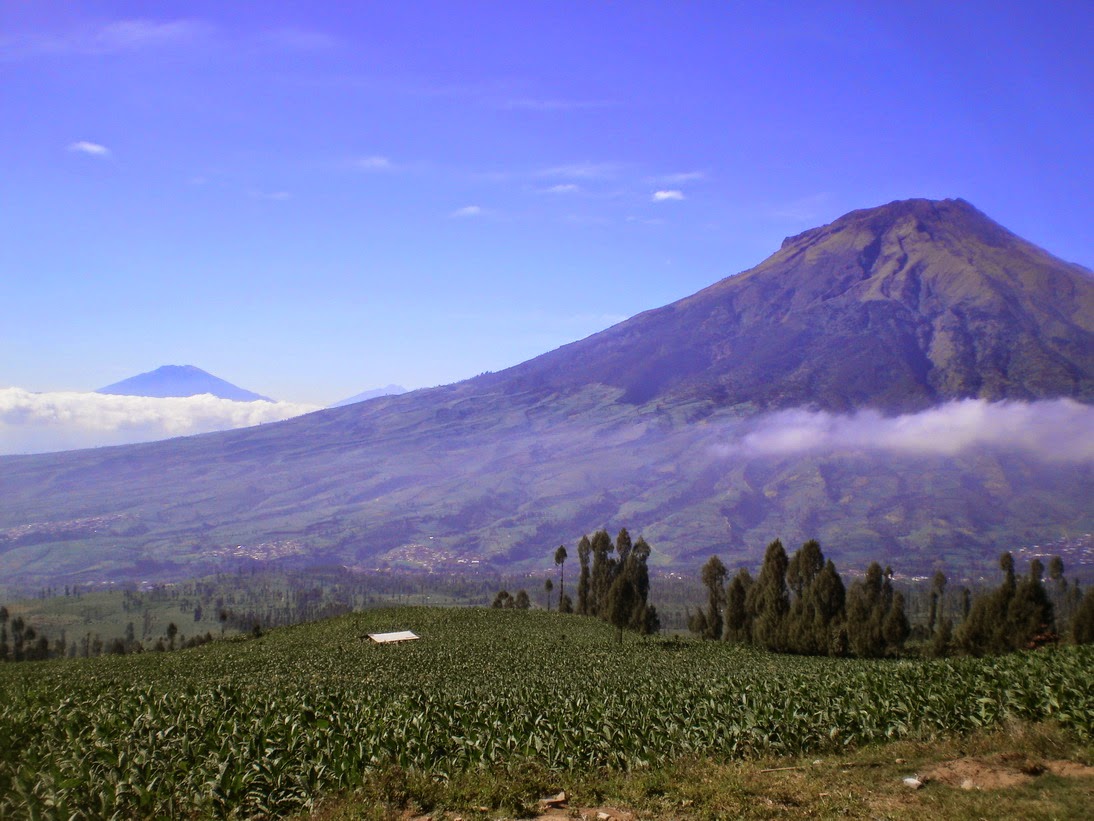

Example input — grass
[303,722,1093,820]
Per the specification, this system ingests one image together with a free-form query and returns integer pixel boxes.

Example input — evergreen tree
[846,563,885,658]
[558,593,574,614]
[1071,585,1094,644]
[606,574,638,644]
[785,540,825,654]
[554,545,568,605]
[492,590,512,608]
[1007,558,1055,648]
[589,530,615,618]
[882,591,911,654]
[747,540,789,651]
[723,569,753,643]
[812,559,846,655]
[699,556,727,641]
[544,578,554,611]
[514,589,531,609]
[576,535,592,616]
[959,552,1021,655]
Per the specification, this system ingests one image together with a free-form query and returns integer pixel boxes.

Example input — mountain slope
[2,199,1091,587]
[331,385,408,407]
[97,365,273,402]
[481,198,1092,410]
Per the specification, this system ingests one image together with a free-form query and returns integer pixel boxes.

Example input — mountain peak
[490,198,1094,410]
[97,365,273,402]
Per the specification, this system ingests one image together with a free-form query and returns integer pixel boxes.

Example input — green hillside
[2,607,1091,818]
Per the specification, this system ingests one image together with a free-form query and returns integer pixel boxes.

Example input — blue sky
[2,1,1091,405]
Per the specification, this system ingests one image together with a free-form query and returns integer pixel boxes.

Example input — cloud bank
[734,399,1094,462]
[0,389,320,455]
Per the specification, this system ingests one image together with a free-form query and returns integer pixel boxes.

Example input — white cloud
[68,141,111,157]
[733,399,1094,462]
[250,190,291,201]
[652,190,685,202]
[544,183,580,194]
[449,205,484,218]
[355,155,394,171]
[0,389,320,455]
[1,19,213,59]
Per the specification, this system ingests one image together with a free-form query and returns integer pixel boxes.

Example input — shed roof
[367,630,420,644]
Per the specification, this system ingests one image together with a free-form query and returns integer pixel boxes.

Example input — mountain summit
[97,365,273,402]
[2,199,1091,586]
[483,198,1093,411]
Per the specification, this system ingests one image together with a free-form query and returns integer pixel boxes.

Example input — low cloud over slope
[733,399,1094,462]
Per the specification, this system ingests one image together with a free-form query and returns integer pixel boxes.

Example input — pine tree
[1007,558,1055,648]
[589,530,615,618]
[544,578,554,611]
[699,556,727,640]
[554,545,568,605]
[812,559,846,655]
[514,589,531,610]
[1071,585,1094,644]
[747,540,789,651]
[723,569,753,643]
[882,591,911,654]
[846,563,885,658]
[576,535,592,616]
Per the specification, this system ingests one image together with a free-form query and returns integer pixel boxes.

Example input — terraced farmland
[1,607,1092,818]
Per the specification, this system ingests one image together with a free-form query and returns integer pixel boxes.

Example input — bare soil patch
[925,753,1094,791]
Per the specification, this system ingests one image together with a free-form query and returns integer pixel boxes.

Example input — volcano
[2,199,1091,587]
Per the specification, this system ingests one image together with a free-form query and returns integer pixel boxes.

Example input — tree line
[693,539,1094,657]
[493,528,661,642]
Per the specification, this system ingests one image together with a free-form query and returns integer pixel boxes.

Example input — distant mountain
[331,385,407,407]
[97,365,273,402]
[2,199,1091,588]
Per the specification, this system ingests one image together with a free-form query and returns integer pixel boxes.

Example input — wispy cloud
[354,155,394,172]
[730,399,1094,462]
[652,190,685,202]
[503,98,617,111]
[67,140,111,157]
[0,389,319,455]
[538,162,619,180]
[449,205,484,218]
[1,19,214,59]
[249,190,291,201]
[543,183,581,194]
[653,171,707,184]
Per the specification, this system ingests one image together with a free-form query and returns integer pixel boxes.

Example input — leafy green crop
[1,607,1091,818]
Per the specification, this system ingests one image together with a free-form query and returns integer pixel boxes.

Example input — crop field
[1,607,1092,818]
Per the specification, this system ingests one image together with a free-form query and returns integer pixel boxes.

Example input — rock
[903,776,924,789]
[539,790,568,809]
[961,778,976,791]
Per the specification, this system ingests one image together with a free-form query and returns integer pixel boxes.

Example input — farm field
[1,607,1092,819]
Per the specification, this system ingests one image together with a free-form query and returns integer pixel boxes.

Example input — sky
[1,1,1092,416]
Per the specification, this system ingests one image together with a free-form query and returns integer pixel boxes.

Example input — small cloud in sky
[449,205,484,218]
[538,162,618,180]
[654,171,706,184]
[0,389,319,455]
[250,190,291,201]
[504,98,616,111]
[67,140,111,157]
[544,183,581,194]
[355,155,394,171]
[652,190,685,202]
